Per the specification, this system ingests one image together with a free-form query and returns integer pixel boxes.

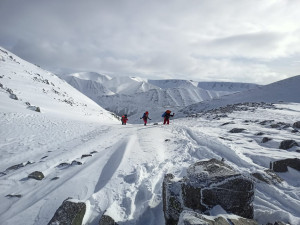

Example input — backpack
[162,112,166,117]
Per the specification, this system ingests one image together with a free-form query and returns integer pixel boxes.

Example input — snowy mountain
[181,75,300,115]
[1,47,300,225]
[60,75,259,123]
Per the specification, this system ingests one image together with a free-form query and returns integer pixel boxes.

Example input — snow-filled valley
[1,47,300,225]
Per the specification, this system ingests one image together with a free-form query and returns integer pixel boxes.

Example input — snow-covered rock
[163,159,254,225]
[47,199,86,225]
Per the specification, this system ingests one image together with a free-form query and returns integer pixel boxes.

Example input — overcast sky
[1,0,300,84]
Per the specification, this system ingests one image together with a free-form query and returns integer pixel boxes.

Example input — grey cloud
[0,0,300,84]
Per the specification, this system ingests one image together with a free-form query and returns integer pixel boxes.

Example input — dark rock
[10,93,18,100]
[57,161,82,168]
[163,174,183,225]
[71,160,82,165]
[57,162,70,168]
[270,122,290,129]
[271,158,300,172]
[219,137,233,141]
[28,171,44,180]
[7,163,25,171]
[28,105,41,112]
[229,128,246,133]
[165,139,171,142]
[51,177,59,181]
[255,132,264,136]
[221,122,235,126]
[90,151,98,154]
[251,170,283,184]
[293,121,300,129]
[262,137,272,143]
[0,172,6,177]
[6,194,22,198]
[1,161,34,175]
[291,129,299,133]
[99,214,119,225]
[259,120,274,125]
[279,140,299,150]
[163,159,254,225]
[81,154,92,159]
[47,199,86,225]
[270,124,280,128]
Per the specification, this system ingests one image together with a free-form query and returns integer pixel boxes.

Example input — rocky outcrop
[163,159,254,225]
[279,140,299,150]
[178,210,258,225]
[48,199,86,225]
[270,158,300,172]
[99,214,119,225]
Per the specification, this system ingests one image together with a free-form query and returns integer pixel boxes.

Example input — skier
[121,114,128,125]
[162,110,174,125]
[140,111,151,126]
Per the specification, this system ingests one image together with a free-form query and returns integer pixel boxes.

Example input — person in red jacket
[121,114,128,125]
[162,110,174,125]
[140,111,151,126]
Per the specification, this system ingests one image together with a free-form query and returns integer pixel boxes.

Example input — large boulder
[279,140,299,150]
[293,121,300,129]
[48,199,86,225]
[178,210,258,225]
[28,171,44,180]
[270,158,300,172]
[163,159,254,225]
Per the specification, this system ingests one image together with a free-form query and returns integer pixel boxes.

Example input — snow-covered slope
[104,76,159,95]
[197,81,260,92]
[148,79,198,89]
[181,75,300,115]
[0,47,117,122]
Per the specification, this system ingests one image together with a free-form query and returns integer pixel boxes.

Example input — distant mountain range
[59,72,261,123]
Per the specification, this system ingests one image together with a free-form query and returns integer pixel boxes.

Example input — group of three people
[121,110,175,125]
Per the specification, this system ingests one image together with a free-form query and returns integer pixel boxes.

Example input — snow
[60,75,258,124]
[1,47,300,225]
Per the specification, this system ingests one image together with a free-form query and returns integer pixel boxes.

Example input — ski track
[1,116,300,224]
